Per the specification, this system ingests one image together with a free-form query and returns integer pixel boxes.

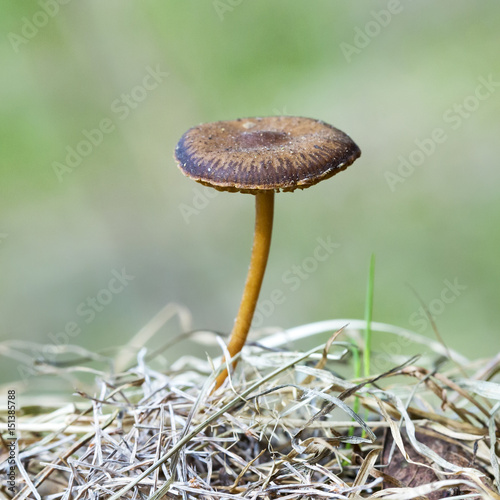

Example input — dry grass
[1,311,499,499]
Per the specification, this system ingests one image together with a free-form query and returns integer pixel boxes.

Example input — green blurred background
[1,1,499,393]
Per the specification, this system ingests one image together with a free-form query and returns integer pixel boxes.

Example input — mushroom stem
[214,190,275,390]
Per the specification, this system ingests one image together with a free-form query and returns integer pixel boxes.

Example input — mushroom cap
[175,116,361,193]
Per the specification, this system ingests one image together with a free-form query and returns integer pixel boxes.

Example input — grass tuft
[1,313,499,499]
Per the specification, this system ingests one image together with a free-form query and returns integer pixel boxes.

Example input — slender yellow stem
[213,191,274,390]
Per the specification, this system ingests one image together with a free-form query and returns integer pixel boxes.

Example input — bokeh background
[2,1,499,393]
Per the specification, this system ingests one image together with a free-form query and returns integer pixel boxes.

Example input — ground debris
[1,321,499,499]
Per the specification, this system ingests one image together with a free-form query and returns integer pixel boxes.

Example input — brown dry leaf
[382,428,494,500]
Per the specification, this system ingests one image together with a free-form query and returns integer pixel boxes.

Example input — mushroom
[175,116,361,390]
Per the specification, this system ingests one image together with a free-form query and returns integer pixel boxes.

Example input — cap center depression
[236,130,289,150]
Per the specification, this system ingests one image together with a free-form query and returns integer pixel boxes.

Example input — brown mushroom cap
[175,116,361,193]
